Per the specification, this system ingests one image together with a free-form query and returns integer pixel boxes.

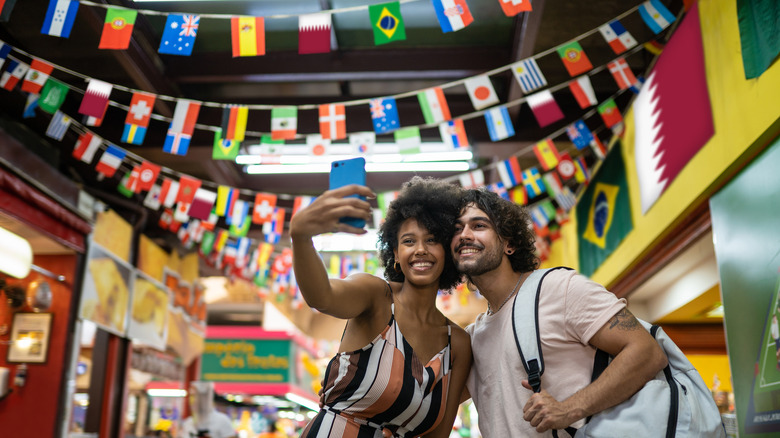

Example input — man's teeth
[461,248,479,254]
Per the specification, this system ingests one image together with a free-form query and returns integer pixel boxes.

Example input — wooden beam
[660,323,727,355]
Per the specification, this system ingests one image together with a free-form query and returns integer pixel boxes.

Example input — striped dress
[301,304,453,438]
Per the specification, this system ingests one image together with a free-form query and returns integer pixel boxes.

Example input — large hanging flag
[533,139,560,171]
[253,192,277,224]
[370,97,400,134]
[45,110,71,140]
[633,3,712,214]
[137,161,160,192]
[99,7,137,49]
[221,105,248,141]
[231,16,265,57]
[38,78,68,114]
[439,119,468,149]
[576,142,632,276]
[122,92,155,145]
[557,41,593,77]
[459,169,484,189]
[0,0,17,22]
[417,87,451,124]
[271,106,297,140]
[522,167,546,199]
[395,127,421,154]
[484,106,514,141]
[598,20,637,55]
[21,59,53,94]
[566,119,594,150]
[176,175,201,205]
[212,129,240,160]
[72,132,102,164]
[159,14,199,56]
[597,98,623,128]
[299,12,331,54]
[164,99,201,155]
[496,156,523,188]
[464,75,499,110]
[568,75,597,108]
[638,0,676,34]
[526,90,564,128]
[510,57,547,94]
[498,0,532,17]
[78,79,112,119]
[95,145,125,177]
[608,58,638,90]
[0,42,11,69]
[307,134,330,156]
[0,60,27,90]
[369,2,406,45]
[41,0,79,38]
[350,132,375,154]
[432,0,473,33]
[319,103,346,140]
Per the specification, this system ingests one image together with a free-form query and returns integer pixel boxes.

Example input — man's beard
[454,242,504,276]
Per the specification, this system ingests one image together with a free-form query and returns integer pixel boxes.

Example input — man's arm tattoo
[608,308,640,331]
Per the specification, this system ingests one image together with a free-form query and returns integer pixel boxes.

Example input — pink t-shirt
[465,269,626,437]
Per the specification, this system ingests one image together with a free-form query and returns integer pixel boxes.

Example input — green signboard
[201,339,292,383]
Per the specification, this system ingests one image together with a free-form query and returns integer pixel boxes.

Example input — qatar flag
[632,3,713,214]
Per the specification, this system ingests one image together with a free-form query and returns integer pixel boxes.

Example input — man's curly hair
[459,188,539,274]
[378,177,462,291]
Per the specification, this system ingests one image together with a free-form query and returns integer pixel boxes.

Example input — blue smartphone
[329,157,367,228]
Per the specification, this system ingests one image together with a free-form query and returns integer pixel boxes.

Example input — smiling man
[453,188,666,437]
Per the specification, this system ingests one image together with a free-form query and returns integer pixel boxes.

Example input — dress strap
[447,324,452,367]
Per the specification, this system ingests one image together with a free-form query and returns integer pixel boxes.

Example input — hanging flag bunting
[568,75,597,109]
[608,58,638,90]
[574,156,590,183]
[173,201,191,223]
[164,99,201,155]
[417,87,451,124]
[350,131,376,154]
[221,105,248,141]
[484,106,514,141]
[0,42,12,69]
[199,230,216,256]
[22,93,38,118]
[557,41,593,77]
[464,75,499,110]
[263,208,285,244]
[526,90,564,128]
[143,183,162,210]
[45,110,71,141]
[99,7,137,50]
[159,178,179,208]
[137,161,161,192]
[253,192,277,224]
[509,186,527,205]
[215,185,239,217]
[38,78,68,114]
[299,12,331,54]
[369,97,400,134]
[122,91,156,145]
[522,167,546,199]
[319,103,346,140]
[597,98,623,128]
[271,106,297,140]
[41,0,79,38]
[543,172,577,212]
[487,182,510,200]
[533,139,561,171]
[395,127,421,154]
[119,168,140,198]
[0,60,27,90]
[629,76,645,94]
[566,119,594,150]
[84,115,102,127]
[369,2,406,45]
[458,169,484,189]
[72,132,101,163]
[21,59,53,94]
[439,119,468,149]
[530,203,553,230]
[432,0,473,33]
[78,78,112,119]
[292,195,315,217]
[0,0,17,22]
[643,40,665,55]
[598,20,637,55]
[212,128,240,160]
[497,0,532,17]
[496,155,523,189]
[229,199,250,227]
[306,134,330,156]
[187,189,217,221]
[159,14,200,56]
[95,145,125,177]
[510,57,547,94]
[638,0,676,34]
[377,190,399,214]
[591,135,607,159]
[231,16,265,57]
[176,175,201,205]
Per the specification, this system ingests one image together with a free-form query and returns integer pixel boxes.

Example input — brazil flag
[369,1,406,45]
[576,141,632,276]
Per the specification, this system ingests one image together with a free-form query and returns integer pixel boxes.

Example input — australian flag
[566,119,594,150]
[159,14,199,56]
[369,97,400,134]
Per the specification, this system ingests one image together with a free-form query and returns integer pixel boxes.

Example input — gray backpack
[511,267,725,438]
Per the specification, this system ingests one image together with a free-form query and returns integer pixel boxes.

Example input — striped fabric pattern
[302,304,452,437]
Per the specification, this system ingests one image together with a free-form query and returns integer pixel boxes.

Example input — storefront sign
[201,338,291,383]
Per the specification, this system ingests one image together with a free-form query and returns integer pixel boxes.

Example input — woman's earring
[394,261,401,272]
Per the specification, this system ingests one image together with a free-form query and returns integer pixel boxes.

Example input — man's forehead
[458,204,491,221]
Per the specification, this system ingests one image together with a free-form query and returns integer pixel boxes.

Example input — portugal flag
[99,8,137,50]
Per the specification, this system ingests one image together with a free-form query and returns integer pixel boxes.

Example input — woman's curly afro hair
[377,176,462,291]
[459,188,539,274]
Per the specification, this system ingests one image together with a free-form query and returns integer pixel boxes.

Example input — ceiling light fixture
[0,226,33,279]
[284,392,320,412]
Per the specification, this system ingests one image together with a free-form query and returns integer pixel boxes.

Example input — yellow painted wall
[549,0,780,286]
[688,354,732,392]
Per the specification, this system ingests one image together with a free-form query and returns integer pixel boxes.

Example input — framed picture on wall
[7,312,53,363]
